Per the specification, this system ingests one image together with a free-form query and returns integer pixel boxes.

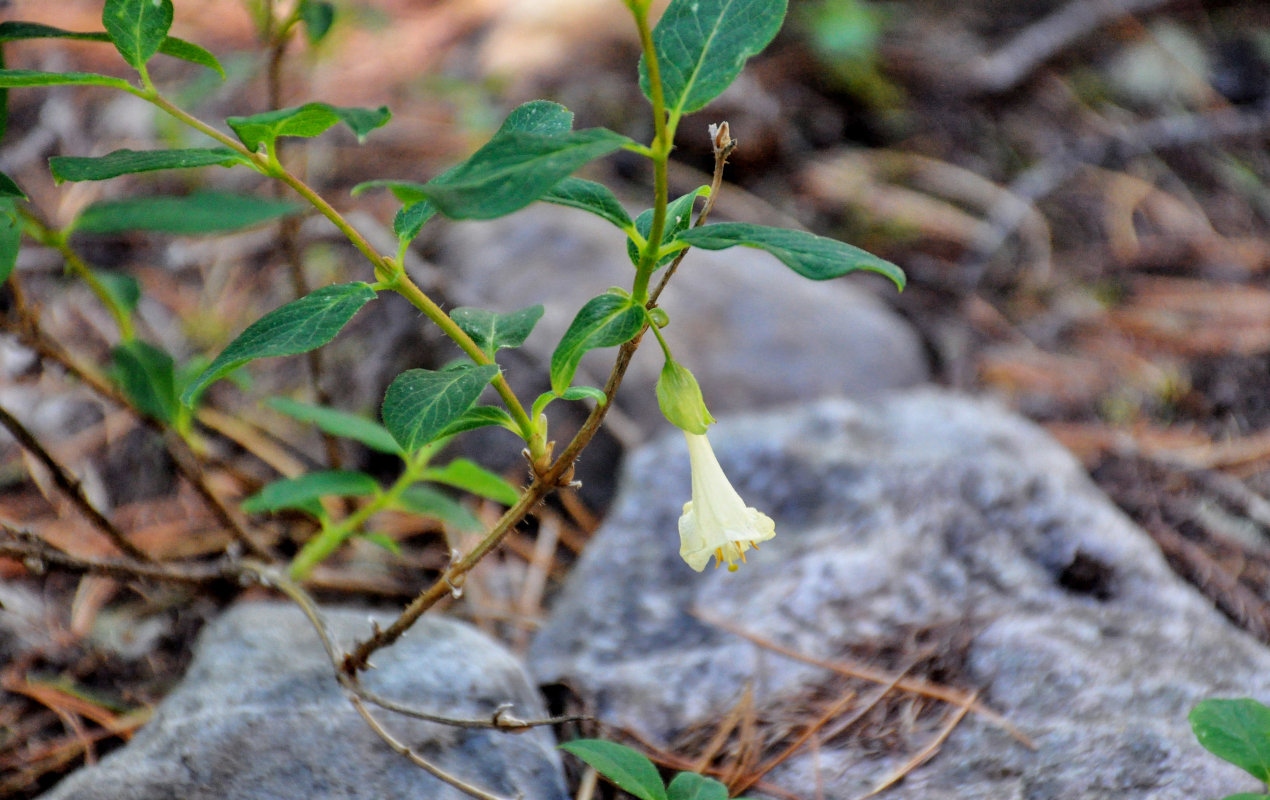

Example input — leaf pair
[560,739,755,800]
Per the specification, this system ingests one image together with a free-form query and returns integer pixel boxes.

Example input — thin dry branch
[970,0,1176,94]
[0,405,152,562]
[856,691,977,799]
[694,611,1032,747]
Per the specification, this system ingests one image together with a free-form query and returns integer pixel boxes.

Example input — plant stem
[139,91,538,446]
[630,3,671,304]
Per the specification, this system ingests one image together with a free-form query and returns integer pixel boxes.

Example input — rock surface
[40,602,567,800]
[528,391,1270,799]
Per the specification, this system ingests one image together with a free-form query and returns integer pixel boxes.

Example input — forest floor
[3,0,1270,796]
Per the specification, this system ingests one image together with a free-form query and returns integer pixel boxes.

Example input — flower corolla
[678,431,775,572]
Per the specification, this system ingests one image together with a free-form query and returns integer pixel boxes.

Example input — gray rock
[433,205,928,432]
[528,391,1270,799]
[41,602,567,800]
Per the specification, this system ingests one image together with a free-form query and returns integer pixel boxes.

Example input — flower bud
[656,359,715,435]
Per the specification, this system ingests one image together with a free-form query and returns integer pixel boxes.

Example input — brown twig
[694,610,1033,747]
[0,405,152,562]
[0,524,242,584]
[2,275,273,560]
[855,691,977,799]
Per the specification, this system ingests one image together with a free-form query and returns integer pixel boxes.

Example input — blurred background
[3,0,1270,794]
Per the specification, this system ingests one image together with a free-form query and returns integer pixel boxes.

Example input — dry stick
[730,664,914,795]
[3,277,273,560]
[856,691,977,800]
[695,611,1033,747]
[0,405,151,562]
[0,524,241,584]
[962,104,1270,285]
[970,0,1175,94]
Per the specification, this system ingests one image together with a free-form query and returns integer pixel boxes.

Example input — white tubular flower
[678,432,776,572]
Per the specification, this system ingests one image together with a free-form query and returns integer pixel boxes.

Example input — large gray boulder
[41,603,568,800]
[528,391,1270,799]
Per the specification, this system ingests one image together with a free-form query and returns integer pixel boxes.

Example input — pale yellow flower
[678,432,776,572]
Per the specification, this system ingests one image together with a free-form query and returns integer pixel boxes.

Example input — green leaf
[298,0,337,44]
[559,740,668,800]
[628,186,708,267]
[419,458,520,506]
[381,364,500,454]
[1216,795,1270,800]
[393,200,437,245]
[419,128,631,220]
[50,147,247,183]
[94,270,141,314]
[227,103,391,152]
[531,386,607,421]
[451,305,544,360]
[157,36,224,77]
[542,177,633,230]
[181,282,377,405]
[0,201,19,286]
[0,69,133,90]
[1191,699,1270,783]
[674,222,906,289]
[352,179,428,204]
[498,100,574,136]
[72,192,302,235]
[242,470,379,514]
[550,293,645,395]
[111,340,177,424]
[667,773,728,800]
[359,531,401,555]
[0,23,224,77]
[0,171,26,200]
[267,397,402,455]
[392,485,482,532]
[640,0,787,117]
[435,406,519,438]
[102,0,174,71]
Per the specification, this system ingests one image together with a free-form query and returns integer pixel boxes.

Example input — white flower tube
[678,432,776,572]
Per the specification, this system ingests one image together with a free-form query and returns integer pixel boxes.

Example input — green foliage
[666,772,729,800]
[640,0,788,118]
[675,222,906,288]
[111,340,179,425]
[101,0,174,71]
[628,186,708,267]
[266,397,403,455]
[0,70,134,90]
[542,177,635,231]
[182,283,378,405]
[71,193,302,235]
[227,103,391,153]
[242,470,380,514]
[391,485,482,532]
[93,270,141,315]
[550,293,646,395]
[434,406,519,438]
[416,128,632,220]
[381,365,501,454]
[0,172,22,286]
[298,0,337,45]
[450,305,544,360]
[418,459,520,506]
[559,740,668,800]
[1191,698,1270,798]
[50,148,247,183]
[0,21,224,77]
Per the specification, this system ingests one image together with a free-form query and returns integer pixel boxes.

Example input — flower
[678,431,776,572]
